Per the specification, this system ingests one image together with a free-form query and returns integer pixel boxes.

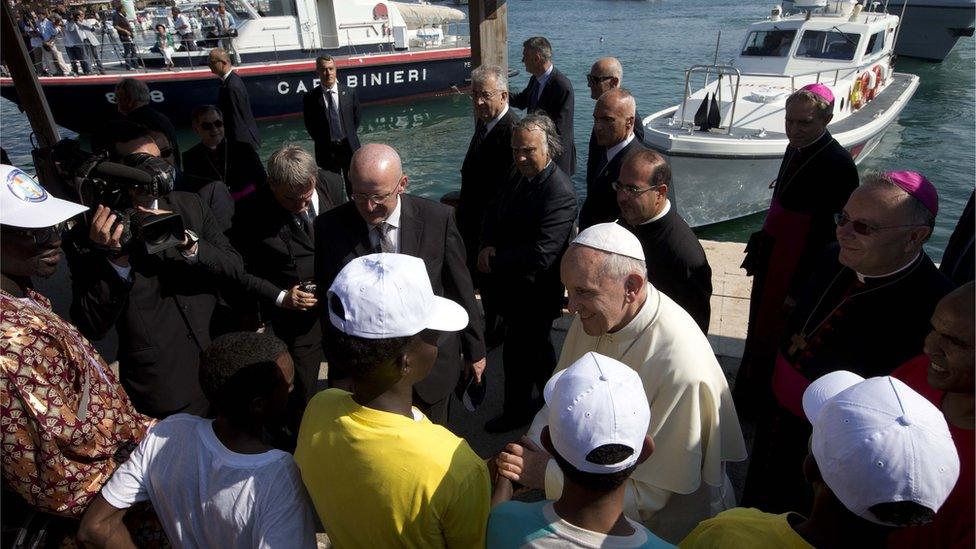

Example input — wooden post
[468,0,508,74]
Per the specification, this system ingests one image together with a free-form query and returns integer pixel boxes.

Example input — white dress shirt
[485,104,510,135]
[367,196,402,253]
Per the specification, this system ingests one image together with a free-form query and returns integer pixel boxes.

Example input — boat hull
[644,73,920,228]
[0,48,472,133]
[887,0,976,62]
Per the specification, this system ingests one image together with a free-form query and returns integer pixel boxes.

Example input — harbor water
[1,0,972,258]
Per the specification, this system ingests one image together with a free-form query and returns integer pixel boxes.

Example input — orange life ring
[872,65,884,88]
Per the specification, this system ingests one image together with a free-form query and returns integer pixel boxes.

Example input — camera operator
[65,121,244,419]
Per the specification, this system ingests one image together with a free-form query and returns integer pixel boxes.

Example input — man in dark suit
[115,78,181,169]
[510,36,576,176]
[65,123,244,419]
[232,145,342,446]
[478,114,578,433]
[580,88,643,229]
[616,148,712,332]
[304,55,361,194]
[585,57,644,190]
[314,144,486,424]
[209,48,260,150]
[182,105,266,201]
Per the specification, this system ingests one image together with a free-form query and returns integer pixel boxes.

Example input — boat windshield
[795,30,861,60]
[741,29,797,57]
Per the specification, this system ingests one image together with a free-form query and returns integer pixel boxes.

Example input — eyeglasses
[834,213,926,236]
[611,181,659,196]
[586,74,614,85]
[199,120,223,131]
[158,147,173,159]
[350,183,400,205]
[470,89,504,101]
[2,222,67,245]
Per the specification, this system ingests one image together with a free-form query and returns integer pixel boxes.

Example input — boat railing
[681,52,893,134]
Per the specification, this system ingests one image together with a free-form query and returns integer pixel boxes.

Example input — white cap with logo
[544,352,650,474]
[327,253,469,338]
[0,164,87,228]
[803,371,960,526]
[571,222,645,262]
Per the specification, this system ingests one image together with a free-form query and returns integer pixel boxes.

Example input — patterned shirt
[1,288,154,517]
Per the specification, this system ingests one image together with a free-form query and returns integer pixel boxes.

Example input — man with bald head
[579,88,644,229]
[742,170,954,514]
[210,47,260,150]
[586,57,644,137]
[891,282,976,547]
[496,222,746,543]
[314,143,485,423]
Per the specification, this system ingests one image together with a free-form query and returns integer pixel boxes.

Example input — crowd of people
[1,34,973,549]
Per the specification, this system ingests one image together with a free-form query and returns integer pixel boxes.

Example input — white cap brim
[3,195,87,228]
[425,295,469,333]
[803,370,865,422]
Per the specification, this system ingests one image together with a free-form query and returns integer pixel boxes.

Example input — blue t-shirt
[488,500,675,549]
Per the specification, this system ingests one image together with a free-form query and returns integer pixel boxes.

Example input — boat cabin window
[254,0,296,17]
[795,30,861,60]
[741,29,797,57]
[865,30,886,56]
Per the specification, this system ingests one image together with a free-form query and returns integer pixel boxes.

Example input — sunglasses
[2,222,67,245]
[586,74,614,85]
[199,120,224,131]
[834,213,926,236]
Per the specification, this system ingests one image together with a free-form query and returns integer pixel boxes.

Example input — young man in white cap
[682,370,960,548]
[489,352,673,548]
[0,165,154,540]
[295,253,491,548]
[497,222,746,543]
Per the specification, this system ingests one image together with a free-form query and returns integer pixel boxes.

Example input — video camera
[54,139,186,255]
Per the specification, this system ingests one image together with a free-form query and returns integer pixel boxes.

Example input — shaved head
[349,144,408,226]
[350,143,403,183]
[593,88,636,147]
[597,88,636,118]
[925,281,976,395]
[587,57,623,100]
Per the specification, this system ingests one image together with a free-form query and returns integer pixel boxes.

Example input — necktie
[595,151,609,177]
[374,222,394,253]
[527,77,541,110]
[469,123,488,155]
[326,90,344,141]
[296,209,314,238]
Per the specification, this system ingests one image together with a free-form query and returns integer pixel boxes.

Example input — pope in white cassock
[498,223,747,543]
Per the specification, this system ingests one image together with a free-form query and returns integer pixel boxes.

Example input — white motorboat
[643,0,919,227]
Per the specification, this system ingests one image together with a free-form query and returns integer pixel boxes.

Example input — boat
[642,0,919,227]
[0,0,472,133]
[786,0,975,62]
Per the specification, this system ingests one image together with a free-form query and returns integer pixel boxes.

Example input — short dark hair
[325,293,415,380]
[97,120,152,159]
[199,332,289,421]
[868,501,936,527]
[523,36,552,60]
[191,104,223,123]
[625,147,671,188]
[551,443,638,492]
[315,55,335,66]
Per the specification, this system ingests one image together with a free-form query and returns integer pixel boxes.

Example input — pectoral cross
[788,333,807,356]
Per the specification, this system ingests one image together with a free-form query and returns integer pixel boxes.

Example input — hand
[89,205,128,265]
[465,358,487,384]
[494,436,550,490]
[491,472,515,507]
[477,247,496,274]
[281,284,318,311]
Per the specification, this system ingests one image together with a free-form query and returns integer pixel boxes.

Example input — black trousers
[501,313,557,418]
[317,139,354,197]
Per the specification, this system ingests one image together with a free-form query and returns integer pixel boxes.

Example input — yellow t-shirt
[679,508,814,549]
[295,389,490,549]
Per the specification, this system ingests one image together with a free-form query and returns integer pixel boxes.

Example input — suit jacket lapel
[398,196,423,257]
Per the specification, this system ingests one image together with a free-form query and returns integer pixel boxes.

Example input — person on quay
[888,282,975,547]
[115,78,181,170]
[152,23,176,70]
[182,104,266,199]
[497,223,746,543]
[478,113,577,433]
[585,57,645,162]
[296,253,491,548]
[79,10,105,75]
[616,148,712,333]
[110,0,139,71]
[735,83,859,416]
[0,165,154,543]
[682,370,960,549]
[65,122,245,419]
[458,64,518,346]
[214,2,241,65]
[39,13,71,76]
[579,87,643,230]
[741,171,954,514]
[303,55,361,196]
[78,332,317,548]
[314,143,486,424]
[171,7,196,52]
[63,10,92,75]
[510,36,576,176]
[490,352,674,548]
[210,48,261,151]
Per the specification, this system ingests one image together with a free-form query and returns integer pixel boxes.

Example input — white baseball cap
[544,352,650,474]
[0,164,87,228]
[571,222,645,262]
[327,253,469,338]
[803,371,960,526]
